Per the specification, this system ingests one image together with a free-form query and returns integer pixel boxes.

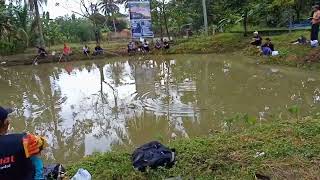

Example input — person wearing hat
[251,31,263,46]
[310,5,320,41]
[0,106,48,180]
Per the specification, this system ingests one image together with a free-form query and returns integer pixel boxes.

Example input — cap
[254,31,259,35]
[0,106,13,122]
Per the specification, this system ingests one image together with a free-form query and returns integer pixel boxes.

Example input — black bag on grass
[132,141,176,172]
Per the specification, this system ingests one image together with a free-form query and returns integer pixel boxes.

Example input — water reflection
[1,54,320,163]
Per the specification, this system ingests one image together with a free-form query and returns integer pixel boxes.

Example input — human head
[0,107,13,135]
[64,43,67,48]
[253,31,259,36]
[266,38,271,43]
[313,5,320,11]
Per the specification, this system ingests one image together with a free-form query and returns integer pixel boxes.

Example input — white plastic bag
[71,168,92,180]
[271,51,279,56]
[311,40,319,48]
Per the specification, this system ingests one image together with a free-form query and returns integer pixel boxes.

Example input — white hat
[254,31,259,35]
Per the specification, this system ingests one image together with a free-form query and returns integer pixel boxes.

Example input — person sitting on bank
[36,46,48,58]
[291,35,307,45]
[143,39,150,52]
[251,31,262,46]
[62,43,72,61]
[128,41,136,53]
[155,40,162,50]
[136,41,143,52]
[0,106,48,180]
[93,44,104,56]
[83,45,90,56]
[261,38,275,56]
[163,39,170,49]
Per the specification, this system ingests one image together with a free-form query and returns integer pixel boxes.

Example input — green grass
[168,31,320,68]
[3,31,320,68]
[67,118,320,179]
[169,33,247,54]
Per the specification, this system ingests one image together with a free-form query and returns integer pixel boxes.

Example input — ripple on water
[131,81,200,117]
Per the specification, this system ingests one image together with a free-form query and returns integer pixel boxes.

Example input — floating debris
[270,68,279,73]
[307,78,316,82]
[223,68,230,73]
[128,104,136,109]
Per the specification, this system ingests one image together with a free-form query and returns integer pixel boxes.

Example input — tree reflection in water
[2,54,314,163]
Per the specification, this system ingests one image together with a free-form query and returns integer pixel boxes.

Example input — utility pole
[202,0,208,35]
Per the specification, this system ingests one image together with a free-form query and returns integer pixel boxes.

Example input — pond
[0,54,320,164]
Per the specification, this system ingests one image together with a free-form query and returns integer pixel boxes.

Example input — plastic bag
[71,168,92,180]
[311,40,319,48]
[271,51,279,56]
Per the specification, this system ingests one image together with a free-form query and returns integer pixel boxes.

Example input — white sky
[45,0,127,18]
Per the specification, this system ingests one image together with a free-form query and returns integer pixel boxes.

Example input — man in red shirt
[62,43,72,61]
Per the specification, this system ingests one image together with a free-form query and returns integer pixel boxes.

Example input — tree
[27,0,47,47]
[99,0,122,32]
[0,2,28,55]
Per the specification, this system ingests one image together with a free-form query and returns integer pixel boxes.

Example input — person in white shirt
[83,45,90,56]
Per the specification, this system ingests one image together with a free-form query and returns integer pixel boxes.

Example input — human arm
[270,44,275,51]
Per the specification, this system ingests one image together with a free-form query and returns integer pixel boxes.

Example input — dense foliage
[153,0,317,36]
[0,0,318,55]
[0,0,128,55]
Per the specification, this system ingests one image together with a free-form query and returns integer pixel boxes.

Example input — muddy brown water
[1,54,320,164]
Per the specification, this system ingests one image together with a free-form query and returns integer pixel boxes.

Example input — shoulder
[23,134,47,158]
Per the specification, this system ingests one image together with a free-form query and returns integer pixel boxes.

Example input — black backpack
[132,141,176,172]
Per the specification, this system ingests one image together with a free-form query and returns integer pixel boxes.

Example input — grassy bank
[68,118,320,179]
[169,31,320,69]
[0,41,129,66]
[1,31,319,67]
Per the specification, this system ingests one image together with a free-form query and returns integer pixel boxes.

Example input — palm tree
[27,0,47,47]
[99,0,120,32]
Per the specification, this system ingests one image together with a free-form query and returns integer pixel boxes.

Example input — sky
[46,0,127,18]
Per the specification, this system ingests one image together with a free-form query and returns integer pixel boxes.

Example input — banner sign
[128,0,154,38]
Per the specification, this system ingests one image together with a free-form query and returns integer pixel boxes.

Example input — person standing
[310,5,320,41]
[0,106,47,180]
